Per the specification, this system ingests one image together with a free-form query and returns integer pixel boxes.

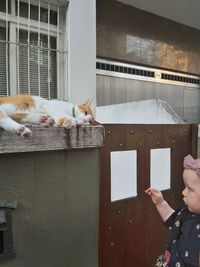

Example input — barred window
[0,0,68,99]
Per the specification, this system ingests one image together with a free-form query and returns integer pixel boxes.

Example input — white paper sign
[150,148,171,191]
[110,150,137,202]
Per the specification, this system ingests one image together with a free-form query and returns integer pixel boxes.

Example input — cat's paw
[63,119,76,129]
[39,115,55,126]
[16,126,32,138]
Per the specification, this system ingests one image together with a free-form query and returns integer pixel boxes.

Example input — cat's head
[77,99,97,125]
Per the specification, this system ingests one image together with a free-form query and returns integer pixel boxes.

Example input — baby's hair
[184,154,200,177]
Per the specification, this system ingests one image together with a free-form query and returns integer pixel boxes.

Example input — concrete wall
[96,75,200,123]
[0,149,99,267]
[68,0,96,108]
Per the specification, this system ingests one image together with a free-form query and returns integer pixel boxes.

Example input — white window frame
[0,0,68,99]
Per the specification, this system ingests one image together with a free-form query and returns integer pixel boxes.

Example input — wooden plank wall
[0,125,105,153]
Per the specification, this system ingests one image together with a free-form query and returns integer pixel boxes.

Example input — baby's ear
[84,98,93,107]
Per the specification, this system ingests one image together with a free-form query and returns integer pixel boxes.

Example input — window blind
[0,27,10,96]
[18,30,57,98]
[0,0,11,13]
[17,1,57,25]
[0,0,68,99]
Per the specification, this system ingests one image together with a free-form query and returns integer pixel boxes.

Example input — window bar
[48,0,51,99]
[27,0,31,95]
[38,0,41,96]
[57,2,60,96]
[17,0,20,93]
[6,0,9,95]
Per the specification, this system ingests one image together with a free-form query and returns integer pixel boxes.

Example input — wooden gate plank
[99,124,198,267]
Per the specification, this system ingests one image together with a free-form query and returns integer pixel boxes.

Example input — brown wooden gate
[99,124,197,267]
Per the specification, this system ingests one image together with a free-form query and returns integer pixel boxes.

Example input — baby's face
[182,169,200,214]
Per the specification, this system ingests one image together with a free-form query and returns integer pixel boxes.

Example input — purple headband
[183,154,200,176]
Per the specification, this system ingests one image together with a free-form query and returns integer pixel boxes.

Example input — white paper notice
[150,148,171,191]
[110,150,137,202]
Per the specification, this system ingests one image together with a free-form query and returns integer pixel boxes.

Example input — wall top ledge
[0,125,105,154]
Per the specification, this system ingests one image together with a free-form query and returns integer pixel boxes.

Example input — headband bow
[183,154,200,176]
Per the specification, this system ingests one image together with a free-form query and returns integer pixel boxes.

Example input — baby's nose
[182,188,186,197]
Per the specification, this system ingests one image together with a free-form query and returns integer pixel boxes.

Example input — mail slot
[0,201,17,262]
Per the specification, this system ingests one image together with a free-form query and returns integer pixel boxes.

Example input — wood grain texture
[99,124,198,267]
[0,125,105,154]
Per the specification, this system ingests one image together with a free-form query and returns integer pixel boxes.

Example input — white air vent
[96,58,200,88]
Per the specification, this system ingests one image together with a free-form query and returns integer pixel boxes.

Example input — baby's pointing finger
[145,189,153,196]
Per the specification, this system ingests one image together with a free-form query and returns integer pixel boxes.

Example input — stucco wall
[68,0,96,108]
[0,149,99,267]
[97,0,200,74]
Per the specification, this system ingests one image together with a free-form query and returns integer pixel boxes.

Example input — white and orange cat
[0,95,95,137]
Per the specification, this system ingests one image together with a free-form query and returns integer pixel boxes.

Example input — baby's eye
[84,111,88,115]
[188,187,193,192]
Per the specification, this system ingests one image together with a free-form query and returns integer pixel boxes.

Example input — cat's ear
[84,98,93,107]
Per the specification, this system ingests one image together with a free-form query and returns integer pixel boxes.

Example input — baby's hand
[145,188,164,206]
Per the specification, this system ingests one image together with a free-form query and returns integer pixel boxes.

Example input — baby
[145,154,200,267]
